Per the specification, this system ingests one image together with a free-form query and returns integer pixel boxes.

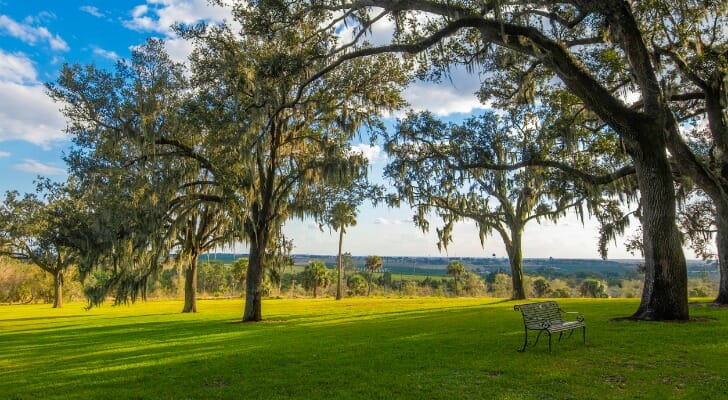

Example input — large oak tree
[385,109,626,299]
[294,0,705,320]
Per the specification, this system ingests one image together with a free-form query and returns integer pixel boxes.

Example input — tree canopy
[284,0,725,320]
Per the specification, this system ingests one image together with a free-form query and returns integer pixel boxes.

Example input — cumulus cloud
[80,6,104,18]
[401,65,486,116]
[402,82,483,116]
[0,50,36,83]
[336,9,486,117]
[374,217,408,225]
[0,14,69,51]
[350,144,382,162]
[0,151,10,157]
[123,0,231,35]
[161,36,194,63]
[0,50,67,147]
[91,46,119,60]
[15,159,66,176]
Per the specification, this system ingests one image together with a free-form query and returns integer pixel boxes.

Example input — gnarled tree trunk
[628,132,688,320]
[243,221,270,322]
[714,202,728,304]
[52,269,63,308]
[505,229,526,300]
[182,253,199,313]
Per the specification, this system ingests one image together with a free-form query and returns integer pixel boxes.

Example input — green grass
[1,297,727,399]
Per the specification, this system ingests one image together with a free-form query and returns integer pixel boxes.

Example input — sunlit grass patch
[1,297,727,399]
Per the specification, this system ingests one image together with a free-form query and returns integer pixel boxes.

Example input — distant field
[2,298,727,399]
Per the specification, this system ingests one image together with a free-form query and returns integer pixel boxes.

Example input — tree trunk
[336,229,344,300]
[313,285,318,298]
[182,253,199,313]
[630,135,689,320]
[713,202,728,304]
[505,230,526,300]
[243,227,269,322]
[52,269,63,308]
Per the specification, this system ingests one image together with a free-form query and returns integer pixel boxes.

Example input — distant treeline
[198,253,716,279]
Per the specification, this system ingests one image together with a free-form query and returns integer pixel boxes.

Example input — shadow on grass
[1,314,99,322]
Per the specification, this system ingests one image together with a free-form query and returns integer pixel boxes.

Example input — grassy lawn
[1,297,727,399]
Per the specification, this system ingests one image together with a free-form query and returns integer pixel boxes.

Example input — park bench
[513,301,586,352]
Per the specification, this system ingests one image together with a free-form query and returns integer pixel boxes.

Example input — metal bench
[514,301,586,352]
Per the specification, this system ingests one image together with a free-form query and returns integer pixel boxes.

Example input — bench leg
[519,328,529,352]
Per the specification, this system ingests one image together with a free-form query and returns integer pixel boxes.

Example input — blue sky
[0,1,649,259]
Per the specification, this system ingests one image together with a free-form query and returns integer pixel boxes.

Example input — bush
[532,277,551,298]
[347,274,368,296]
[0,258,59,304]
[402,281,419,296]
[462,272,485,296]
[580,278,608,298]
[551,288,572,298]
[689,286,710,298]
[488,273,512,298]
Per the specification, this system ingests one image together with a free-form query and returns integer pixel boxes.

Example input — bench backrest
[514,301,564,329]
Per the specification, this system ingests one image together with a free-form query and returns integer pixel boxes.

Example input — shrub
[551,288,572,298]
[462,272,485,296]
[0,258,53,304]
[689,286,710,298]
[532,277,551,298]
[347,274,368,296]
[488,273,512,298]
[580,278,608,298]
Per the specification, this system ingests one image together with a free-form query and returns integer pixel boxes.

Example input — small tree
[301,260,330,298]
[0,183,83,308]
[447,260,466,295]
[447,260,466,281]
[462,272,485,296]
[580,279,607,298]
[266,231,294,295]
[532,278,552,298]
[347,274,368,296]
[231,257,248,294]
[328,202,357,300]
[364,255,383,296]
[489,273,512,298]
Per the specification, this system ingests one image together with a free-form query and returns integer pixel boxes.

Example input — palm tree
[364,255,383,296]
[447,260,466,295]
[302,260,330,298]
[447,260,465,280]
[329,202,357,300]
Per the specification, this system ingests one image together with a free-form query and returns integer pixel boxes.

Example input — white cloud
[162,36,194,63]
[335,7,403,48]
[403,83,483,116]
[401,65,486,116]
[0,14,69,51]
[336,10,485,117]
[80,6,104,18]
[15,159,66,176]
[350,144,382,162]
[91,46,119,60]
[0,52,67,147]
[123,0,231,35]
[374,217,407,225]
[0,50,36,84]
[0,151,10,157]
